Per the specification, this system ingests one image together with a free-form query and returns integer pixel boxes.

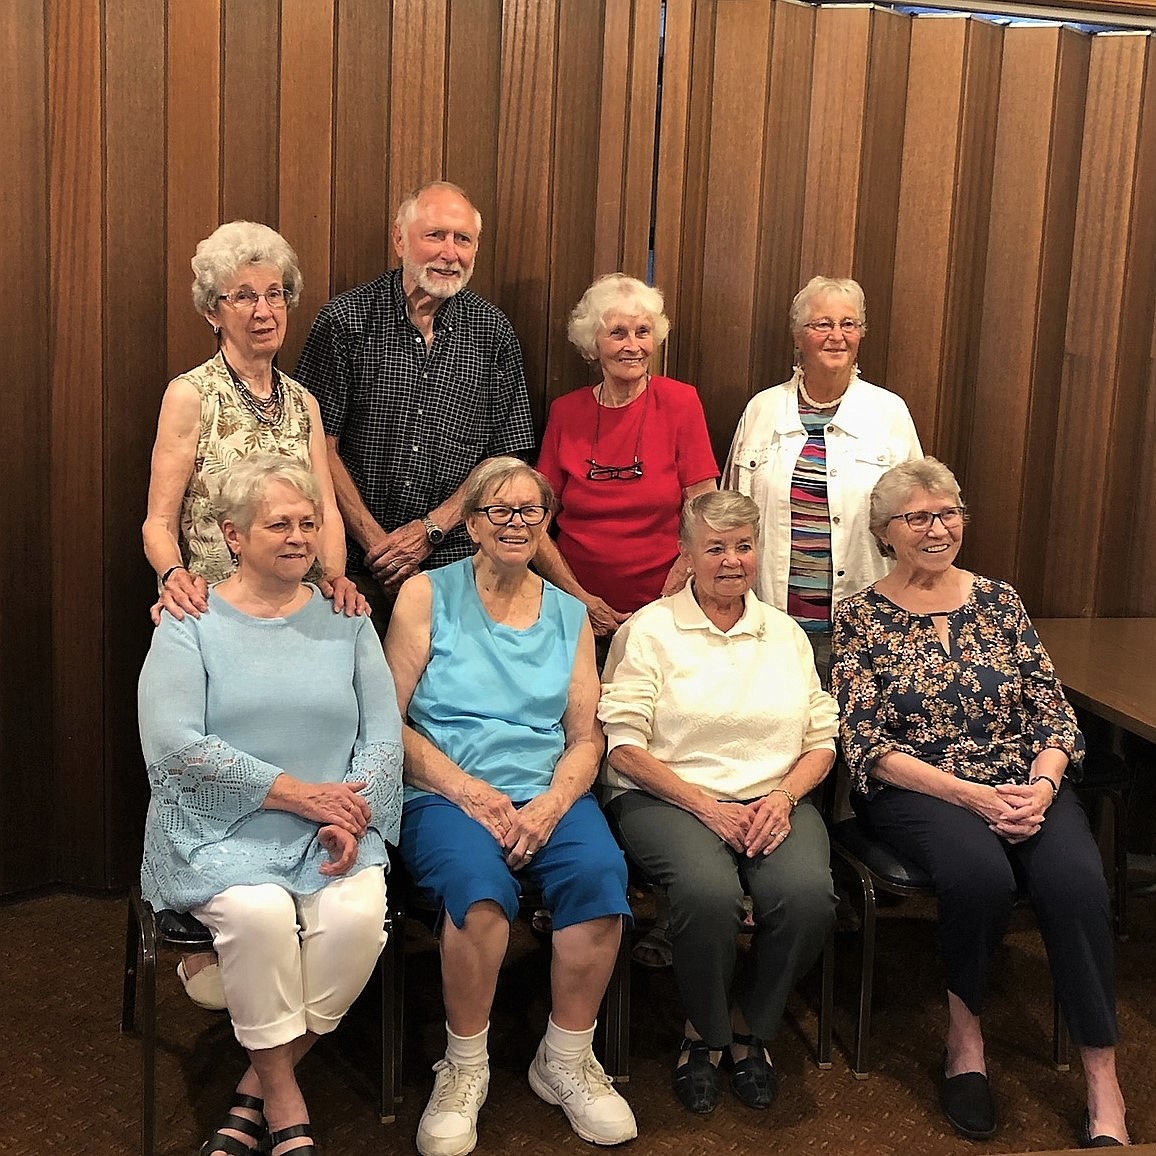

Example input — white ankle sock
[544,1016,595,1065]
[445,1023,489,1068]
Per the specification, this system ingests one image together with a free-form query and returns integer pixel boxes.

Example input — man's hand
[365,521,433,590]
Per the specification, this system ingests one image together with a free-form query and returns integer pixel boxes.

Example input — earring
[212,324,220,336]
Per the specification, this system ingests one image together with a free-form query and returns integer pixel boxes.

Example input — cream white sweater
[599,584,837,801]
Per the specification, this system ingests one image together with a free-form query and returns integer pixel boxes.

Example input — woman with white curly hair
[142,221,367,1010]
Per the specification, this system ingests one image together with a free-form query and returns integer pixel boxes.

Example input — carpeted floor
[2,877,1153,1155]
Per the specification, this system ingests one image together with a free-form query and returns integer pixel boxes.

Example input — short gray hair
[462,457,554,517]
[680,490,760,547]
[395,180,483,236]
[567,273,672,360]
[869,457,964,557]
[214,454,321,534]
[191,221,303,317]
[789,276,867,337]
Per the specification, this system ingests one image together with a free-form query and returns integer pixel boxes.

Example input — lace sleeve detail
[146,734,282,845]
[352,739,404,847]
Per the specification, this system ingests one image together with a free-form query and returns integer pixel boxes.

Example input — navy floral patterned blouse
[831,575,1083,799]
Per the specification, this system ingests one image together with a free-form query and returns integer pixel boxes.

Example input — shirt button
[748,459,756,468]
[836,569,845,577]
[826,425,835,433]
[832,516,841,525]
[877,455,886,462]
[417,408,423,416]
[830,469,838,478]
[404,480,411,488]
[412,445,419,452]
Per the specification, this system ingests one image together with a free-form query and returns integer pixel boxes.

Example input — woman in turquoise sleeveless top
[386,458,637,1156]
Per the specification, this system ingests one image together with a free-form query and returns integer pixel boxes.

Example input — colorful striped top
[786,405,835,633]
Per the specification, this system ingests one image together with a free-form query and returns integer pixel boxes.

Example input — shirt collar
[388,267,463,333]
[669,581,767,638]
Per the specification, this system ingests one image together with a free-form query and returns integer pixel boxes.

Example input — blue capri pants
[399,792,631,932]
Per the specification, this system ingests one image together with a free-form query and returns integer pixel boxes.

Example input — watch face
[424,520,445,544]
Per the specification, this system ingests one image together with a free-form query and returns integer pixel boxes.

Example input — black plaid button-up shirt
[296,269,535,572]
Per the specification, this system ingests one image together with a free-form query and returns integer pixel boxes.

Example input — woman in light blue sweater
[138,455,403,1156]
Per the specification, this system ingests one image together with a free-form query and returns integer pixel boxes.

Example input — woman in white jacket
[725,276,922,679]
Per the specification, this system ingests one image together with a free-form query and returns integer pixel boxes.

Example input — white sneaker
[528,1041,638,1146]
[416,1057,490,1156]
[175,959,227,1011]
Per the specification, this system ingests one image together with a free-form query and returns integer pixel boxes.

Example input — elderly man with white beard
[296,180,534,630]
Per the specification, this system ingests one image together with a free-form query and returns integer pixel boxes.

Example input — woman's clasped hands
[967,779,1052,844]
[456,774,563,869]
[697,794,794,858]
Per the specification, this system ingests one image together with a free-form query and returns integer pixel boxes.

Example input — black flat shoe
[726,1034,777,1110]
[1080,1111,1125,1147]
[673,1038,720,1115]
[940,1070,997,1140]
[269,1122,317,1153]
[201,1092,269,1155]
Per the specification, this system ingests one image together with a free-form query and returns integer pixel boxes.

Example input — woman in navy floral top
[831,458,1128,1148]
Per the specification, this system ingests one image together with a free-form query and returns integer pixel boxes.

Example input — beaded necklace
[221,353,284,426]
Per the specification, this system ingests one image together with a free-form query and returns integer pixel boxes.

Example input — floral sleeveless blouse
[178,352,314,583]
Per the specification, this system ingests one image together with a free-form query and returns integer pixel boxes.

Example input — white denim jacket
[724,373,923,611]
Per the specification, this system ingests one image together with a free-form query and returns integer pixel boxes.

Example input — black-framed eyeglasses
[586,459,644,482]
[888,506,967,531]
[217,286,290,310]
[475,504,549,526]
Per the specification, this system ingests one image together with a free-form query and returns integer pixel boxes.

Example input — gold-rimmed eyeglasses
[217,286,289,310]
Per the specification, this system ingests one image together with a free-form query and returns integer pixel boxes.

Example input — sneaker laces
[428,1058,487,1113]
[553,1051,616,1101]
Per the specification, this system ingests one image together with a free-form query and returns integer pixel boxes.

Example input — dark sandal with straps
[269,1123,317,1153]
[727,1034,777,1110]
[672,1037,721,1115]
[201,1092,269,1155]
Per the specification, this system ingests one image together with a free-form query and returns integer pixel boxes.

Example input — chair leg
[133,890,159,1156]
[853,871,878,1080]
[1053,986,1070,1072]
[598,922,631,1083]
[393,907,407,1106]
[122,891,141,1033]
[379,913,397,1124]
[817,923,834,1069]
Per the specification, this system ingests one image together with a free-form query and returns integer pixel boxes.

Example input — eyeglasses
[803,318,863,334]
[217,286,290,310]
[476,504,549,525]
[586,460,644,482]
[888,506,967,531]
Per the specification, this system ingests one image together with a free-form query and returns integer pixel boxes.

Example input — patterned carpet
[2,878,1153,1155]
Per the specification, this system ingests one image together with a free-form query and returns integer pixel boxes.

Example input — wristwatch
[422,516,445,545]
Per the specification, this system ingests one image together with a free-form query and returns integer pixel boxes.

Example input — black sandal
[201,1092,269,1155]
[269,1123,317,1153]
[727,1033,777,1110]
[672,1037,721,1115]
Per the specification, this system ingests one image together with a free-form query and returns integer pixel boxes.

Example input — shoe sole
[415,1125,478,1156]
[528,1065,638,1146]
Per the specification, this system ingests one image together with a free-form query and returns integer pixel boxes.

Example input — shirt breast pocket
[730,444,772,496]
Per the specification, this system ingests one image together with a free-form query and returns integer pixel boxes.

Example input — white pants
[194,866,387,1051]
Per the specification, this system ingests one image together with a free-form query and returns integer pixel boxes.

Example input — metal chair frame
[830,817,1069,1079]
[121,885,400,1156]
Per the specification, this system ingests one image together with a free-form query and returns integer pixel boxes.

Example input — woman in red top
[535,274,719,637]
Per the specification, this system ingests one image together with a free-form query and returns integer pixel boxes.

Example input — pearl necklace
[797,374,847,411]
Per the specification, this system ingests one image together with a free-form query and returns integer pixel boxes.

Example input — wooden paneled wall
[4,0,1155,892]
[655,3,1156,622]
